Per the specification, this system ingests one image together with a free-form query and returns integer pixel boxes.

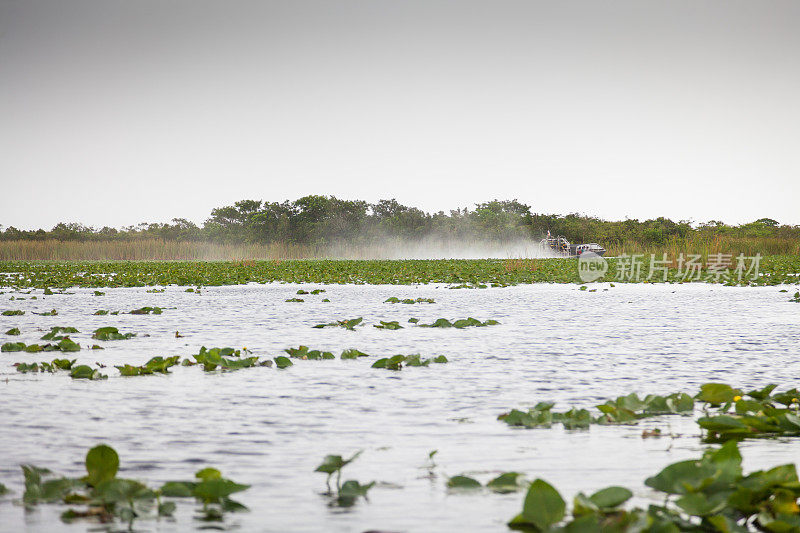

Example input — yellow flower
[733,395,742,402]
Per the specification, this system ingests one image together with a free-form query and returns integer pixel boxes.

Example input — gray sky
[1,0,798,230]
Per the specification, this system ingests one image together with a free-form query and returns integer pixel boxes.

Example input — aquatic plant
[314,451,373,507]
[696,383,800,441]
[70,365,107,380]
[447,475,482,489]
[4,327,20,335]
[371,354,448,370]
[508,440,800,532]
[340,348,370,359]
[312,317,363,330]
[4,339,79,353]
[41,326,79,340]
[92,327,136,341]
[374,320,403,330]
[284,345,335,360]
[285,297,304,302]
[19,444,248,526]
[447,472,526,493]
[15,358,75,373]
[116,356,181,376]
[384,297,435,304]
[499,392,694,430]
[129,306,162,314]
[2,309,24,316]
[274,356,292,369]
[192,346,260,371]
[0,256,798,288]
[416,317,500,328]
[1,341,26,352]
[33,309,58,316]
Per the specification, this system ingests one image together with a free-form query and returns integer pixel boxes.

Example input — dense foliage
[1,196,797,252]
[1,256,799,288]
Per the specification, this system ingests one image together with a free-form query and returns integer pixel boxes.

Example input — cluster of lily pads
[507,440,800,532]
[14,358,75,373]
[116,356,180,376]
[499,383,800,443]
[371,354,448,370]
[92,327,136,341]
[93,306,168,315]
[287,288,330,302]
[17,444,248,526]
[189,346,264,371]
[311,316,500,330]
[2,337,81,353]
[384,297,435,304]
[499,392,694,430]
[1,257,797,287]
[413,317,500,328]
[313,317,363,330]
[448,472,527,493]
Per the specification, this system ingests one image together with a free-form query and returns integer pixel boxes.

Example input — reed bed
[606,235,800,260]
[0,234,796,261]
[0,240,314,261]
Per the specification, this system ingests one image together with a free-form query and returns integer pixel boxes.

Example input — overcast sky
[1,0,798,230]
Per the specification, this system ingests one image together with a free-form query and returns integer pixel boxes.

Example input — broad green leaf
[85,445,119,487]
[519,478,566,530]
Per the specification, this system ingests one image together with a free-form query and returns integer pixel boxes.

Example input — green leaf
[93,478,154,504]
[274,356,292,369]
[676,492,728,516]
[644,460,718,495]
[447,475,482,489]
[85,445,119,487]
[518,479,566,530]
[195,467,222,481]
[193,478,250,503]
[160,481,196,497]
[697,383,743,405]
[487,472,525,493]
[315,451,362,475]
[588,486,632,508]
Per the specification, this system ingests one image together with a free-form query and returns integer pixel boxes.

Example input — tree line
[1,196,796,248]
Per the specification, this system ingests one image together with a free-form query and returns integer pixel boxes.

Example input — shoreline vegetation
[0,256,798,288]
[1,196,798,261]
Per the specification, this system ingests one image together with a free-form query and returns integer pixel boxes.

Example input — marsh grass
[0,233,797,261]
[606,234,800,260]
[0,239,312,261]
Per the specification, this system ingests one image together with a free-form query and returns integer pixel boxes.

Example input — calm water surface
[1,282,799,532]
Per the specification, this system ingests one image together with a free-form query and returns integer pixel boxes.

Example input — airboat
[540,233,606,257]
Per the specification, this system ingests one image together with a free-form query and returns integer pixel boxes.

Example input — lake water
[1,282,799,532]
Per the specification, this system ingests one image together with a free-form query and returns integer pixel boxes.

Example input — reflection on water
[0,282,798,532]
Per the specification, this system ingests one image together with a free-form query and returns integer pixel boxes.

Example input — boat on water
[540,233,606,257]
